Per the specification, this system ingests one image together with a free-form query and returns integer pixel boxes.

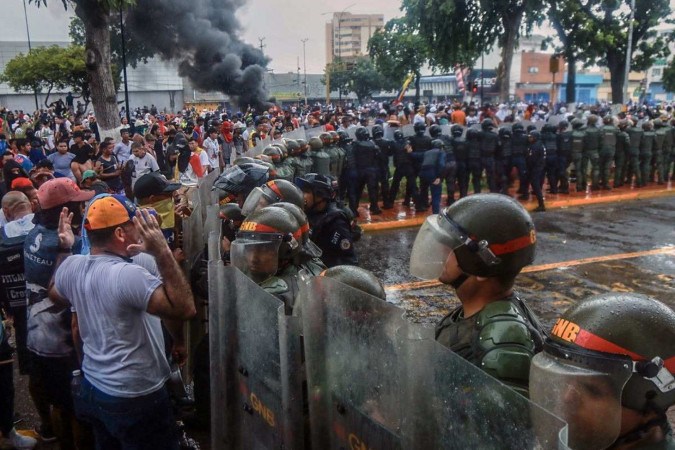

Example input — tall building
[325,12,384,65]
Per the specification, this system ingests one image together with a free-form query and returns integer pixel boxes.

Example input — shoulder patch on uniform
[339,239,351,250]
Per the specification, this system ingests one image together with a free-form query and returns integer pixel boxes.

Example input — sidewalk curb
[359,186,675,232]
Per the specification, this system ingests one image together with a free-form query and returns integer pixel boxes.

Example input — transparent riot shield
[405,338,569,449]
[298,276,569,449]
[209,266,305,450]
[181,205,204,271]
[346,127,357,141]
[402,124,415,137]
[306,126,325,139]
[298,276,409,450]
[285,128,307,141]
[198,168,220,222]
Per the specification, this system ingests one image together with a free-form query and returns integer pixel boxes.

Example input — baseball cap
[37,178,95,210]
[81,170,97,181]
[84,195,137,231]
[10,177,34,190]
[133,172,181,199]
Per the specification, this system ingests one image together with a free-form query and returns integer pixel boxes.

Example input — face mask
[146,198,175,229]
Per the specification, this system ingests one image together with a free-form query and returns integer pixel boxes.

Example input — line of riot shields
[201,250,568,448]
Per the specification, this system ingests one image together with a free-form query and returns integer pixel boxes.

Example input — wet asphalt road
[357,196,675,328]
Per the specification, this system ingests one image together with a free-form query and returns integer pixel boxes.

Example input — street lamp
[22,0,39,110]
[301,38,308,107]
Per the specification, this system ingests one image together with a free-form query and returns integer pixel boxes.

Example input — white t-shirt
[129,153,159,188]
[113,140,132,164]
[202,137,220,169]
[54,253,169,397]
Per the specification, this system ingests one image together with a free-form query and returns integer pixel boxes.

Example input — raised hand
[57,207,75,250]
[127,209,169,257]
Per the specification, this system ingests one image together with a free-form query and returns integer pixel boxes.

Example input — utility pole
[120,7,131,127]
[297,56,301,107]
[623,0,636,106]
[258,37,266,54]
[22,0,39,110]
[302,38,309,107]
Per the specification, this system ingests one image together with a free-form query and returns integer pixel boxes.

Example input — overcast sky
[2,0,402,74]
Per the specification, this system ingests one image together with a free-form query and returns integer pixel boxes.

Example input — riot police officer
[510,123,529,197]
[541,123,559,194]
[556,121,573,194]
[530,293,675,450]
[653,118,669,185]
[497,126,512,194]
[526,130,546,212]
[430,124,457,204]
[409,194,544,396]
[336,131,355,206]
[230,206,308,312]
[450,125,469,199]
[626,119,643,187]
[296,173,358,267]
[408,122,433,202]
[466,128,483,194]
[599,115,621,190]
[309,136,331,176]
[640,121,656,187]
[570,119,586,192]
[411,138,446,213]
[352,127,382,215]
[389,130,417,207]
[479,119,499,192]
[372,125,395,209]
[212,162,270,208]
[582,114,601,191]
[241,178,305,217]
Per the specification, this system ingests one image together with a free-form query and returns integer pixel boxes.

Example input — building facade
[325,12,384,65]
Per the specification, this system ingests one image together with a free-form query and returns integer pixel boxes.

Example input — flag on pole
[455,66,470,93]
[392,73,415,105]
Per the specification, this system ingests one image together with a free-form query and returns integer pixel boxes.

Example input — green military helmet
[272,142,288,158]
[571,118,584,129]
[481,118,495,130]
[268,201,322,259]
[603,115,613,125]
[319,132,333,146]
[557,120,569,130]
[429,124,442,138]
[309,136,323,151]
[587,114,599,125]
[431,138,445,150]
[242,179,304,216]
[319,265,386,301]
[531,293,675,450]
[263,145,282,163]
[328,130,339,144]
[642,120,654,131]
[618,119,630,130]
[296,138,308,152]
[653,118,663,128]
[233,156,258,166]
[283,138,301,156]
[410,193,536,280]
[230,206,302,283]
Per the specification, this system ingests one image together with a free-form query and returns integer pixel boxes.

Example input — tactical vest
[558,131,573,157]
[479,131,499,158]
[435,296,545,397]
[450,137,468,161]
[641,131,655,156]
[310,150,331,176]
[583,127,601,152]
[511,132,528,156]
[654,128,668,155]
[601,125,618,152]
[627,128,643,154]
[571,130,585,157]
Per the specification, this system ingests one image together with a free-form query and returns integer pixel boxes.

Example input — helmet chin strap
[450,273,469,290]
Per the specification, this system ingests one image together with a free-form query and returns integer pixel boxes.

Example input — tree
[556,0,671,104]
[401,0,542,103]
[69,15,153,74]
[31,0,136,136]
[347,58,390,104]
[0,45,96,108]
[369,18,429,103]
[662,59,675,94]
[545,1,599,104]
[322,58,351,103]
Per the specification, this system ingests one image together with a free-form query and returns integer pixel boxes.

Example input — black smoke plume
[125,0,269,109]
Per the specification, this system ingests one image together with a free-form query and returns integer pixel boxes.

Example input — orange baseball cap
[84,195,137,231]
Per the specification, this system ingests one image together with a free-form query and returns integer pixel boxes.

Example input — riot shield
[306,126,325,139]
[285,128,307,141]
[198,168,221,222]
[298,276,409,450]
[209,266,305,450]
[401,124,415,137]
[181,204,204,271]
[298,276,569,449]
[405,338,568,449]
[346,127,357,141]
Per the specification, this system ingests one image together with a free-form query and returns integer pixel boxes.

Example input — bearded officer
[409,193,545,396]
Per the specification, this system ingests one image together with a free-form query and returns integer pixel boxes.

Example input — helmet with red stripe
[410,193,536,279]
[530,293,675,449]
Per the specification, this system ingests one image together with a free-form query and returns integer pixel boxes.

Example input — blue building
[558,74,603,104]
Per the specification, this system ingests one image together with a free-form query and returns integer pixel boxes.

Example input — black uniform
[352,139,381,214]
[408,133,433,200]
[374,137,395,208]
[541,125,559,193]
[479,129,500,192]
[307,202,358,267]
[389,136,417,205]
[526,135,546,210]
